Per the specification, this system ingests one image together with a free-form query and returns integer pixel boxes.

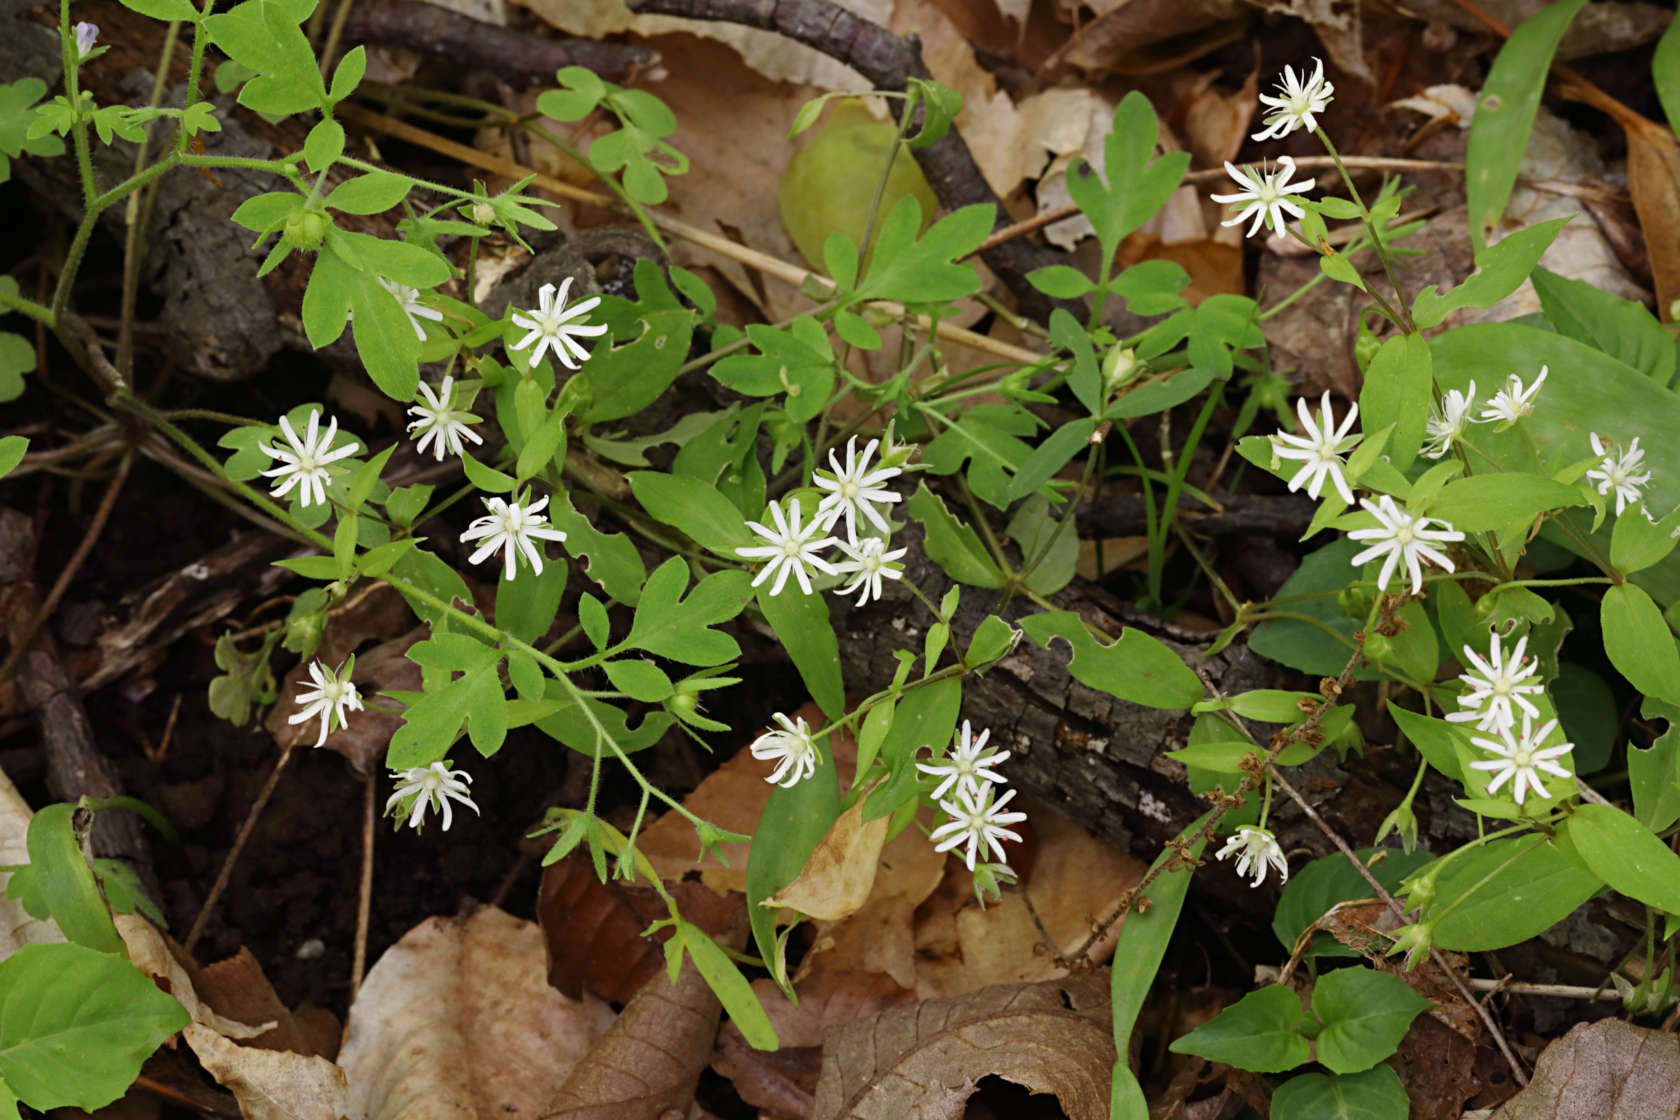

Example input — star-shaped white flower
[287,658,363,748]
[1478,366,1547,427]
[1423,380,1476,460]
[1215,826,1289,888]
[814,436,903,544]
[258,409,359,508]
[459,492,567,580]
[1271,391,1360,504]
[508,278,607,370]
[1252,58,1335,142]
[831,536,907,605]
[407,375,485,461]
[749,712,819,787]
[1585,432,1652,516]
[1445,630,1544,734]
[1469,713,1574,805]
[1347,495,1464,596]
[737,498,839,596]
[379,277,445,341]
[1210,156,1315,239]
[917,720,1011,802]
[386,761,480,831]
[930,782,1027,872]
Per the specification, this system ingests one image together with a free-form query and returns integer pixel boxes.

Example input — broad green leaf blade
[495,556,567,644]
[1532,266,1676,383]
[673,921,777,1050]
[1019,610,1202,709]
[24,804,124,954]
[745,741,841,994]
[1630,699,1680,831]
[903,483,1005,588]
[1564,803,1680,915]
[1464,0,1588,249]
[0,435,27,478]
[852,199,992,305]
[1311,967,1431,1074]
[1356,334,1432,471]
[756,582,843,721]
[1423,835,1601,951]
[1270,1066,1409,1120]
[1601,583,1680,708]
[862,676,962,821]
[628,471,751,558]
[580,308,696,423]
[625,559,748,666]
[1273,847,1434,959]
[551,497,646,606]
[1425,472,1584,532]
[0,942,189,1111]
[1168,984,1313,1073]
[1411,217,1570,328]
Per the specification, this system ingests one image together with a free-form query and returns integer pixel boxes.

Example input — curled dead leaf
[765,790,889,922]
[183,1022,349,1120]
[811,971,1115,1120]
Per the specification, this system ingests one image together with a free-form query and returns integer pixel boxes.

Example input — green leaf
[342,262,422,400]
[23,804,124,954]
[329,45,366,103]
[1565,803,1680,915]
[1311,967,1431,1074]
[0,78,65,182]
[920,406,1036,508]
[551,497,646,606]
[1274,848,1435,959]
[1008,494,1078,596]
[1532,267,1675,383]
[1270,1066,1409,1120]
[0,332,34,402]
[1168,984,1313,1073]
[495,555,567,643]
[628,471,751,558]
[603,658,673,702]
[204,0,326,115]
[1464,0,1587,249]
[1027,265,1094,299]
[671,921,778,1049]
[1065,91,1189,272]
[581,307,696,423]
[1005,418,1094,502]
[863,676,962,821]
[533,682,672,758]
[1049,309,1102,416]
[1426,472,1584,532]
[966,614,1020,670]
[1424,835,1601,951]
[0,943,189,1112]
[852,198,992,306]
[1413,217,1571,327]
[325,170,414,215]
[1019,610,1202,709]
[756,582,843,721]
[1356,334,1432,471]
[1601,583,1680,708]
[1611,502,1680,575]
[0,434,32,478]
[303,118,344,173]
[746,738,841,993]
[1106,258,1190,316]
[1387,703,1468,784]
[624,559,747,666]
[1631,699,1680,831]
[1657,10,1680,137]
[903,483,1005,589]
[389,547,473,628]
[117,0,201,21]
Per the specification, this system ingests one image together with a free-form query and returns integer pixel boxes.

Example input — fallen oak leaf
[811,971,1114,1120]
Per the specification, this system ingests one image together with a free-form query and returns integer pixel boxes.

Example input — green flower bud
[1362,632,1394,663]
[1336,585,1370,619]
[1102,345,1139,392]
[1375,802,1418,854]
[667,688,700,717]
[282,207,328,252]
[469,200,496,226]
[1386,919,1437,970]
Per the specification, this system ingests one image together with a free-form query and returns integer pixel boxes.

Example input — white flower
[1270,392,1359,504]
[259,409,359,508]
[929,782,1027,871]
[1210,156,1315,239]
[508,278,607,370]
[407,375,484,461]
[1585,432,1652,517]
[460,493,567,580]
[287,658,363,748]
[1445,630,1544,734]
[832,536,907,605]
[386,761,480,831]
[1216,826,1289,887]
[1423,380,1476,460]
[749,712,819,787]
[916,719,1011,802]
[1252,59,1335,142]
[1347,494,1464,596]
[737,498,839,597]
[814,436,903,544]
[1469,714,1574,805]
[1478,366,1547,427]
[378,277,445,342]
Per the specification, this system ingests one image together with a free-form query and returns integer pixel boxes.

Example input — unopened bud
[1103,345,1139,391]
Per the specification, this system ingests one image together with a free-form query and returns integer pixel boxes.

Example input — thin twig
[0,450,133,686]
[1267,767,1530,1087]
[352,771,374,997]
[185,745,294,954]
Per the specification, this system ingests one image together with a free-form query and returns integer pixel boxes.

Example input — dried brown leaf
[766,791,889,921]
[811,972,1115,1120]
[338,906,614,1120]
[183,1022,349,1120]
[0,764,64,952]
[1484,1018,1680,1118]
[544,912,747,1119]
[1055,0,1246,73]
[1624,117,1680,321]
[537,852,742,1003]
[117,914,273,1041]
[188,946,341,1059]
